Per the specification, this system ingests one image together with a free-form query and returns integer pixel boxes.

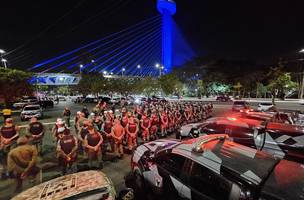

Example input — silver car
[20,105,43,121]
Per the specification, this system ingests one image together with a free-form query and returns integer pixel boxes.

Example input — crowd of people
[0,100,213,191]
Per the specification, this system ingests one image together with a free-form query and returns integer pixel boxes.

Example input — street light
[137,64,142,76]
[300,49,304,53]
[1,58,7,69]
[122,68,126,76]
[0,49,5,54]
[79,64,84,74]
[103,71,108,75]
[91,59,95,63]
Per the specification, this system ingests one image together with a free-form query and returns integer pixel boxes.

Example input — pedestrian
[56,127,78,175]
[150,110,159,140]
[7,136,40,192]
[0,118,20,178]
[111,118,125,159]
[27,117,44,154]
[63,107,71,128]
[101,112,114,152]
[83,121,103,169]
[56,96,59,105]
[2,107,12,121]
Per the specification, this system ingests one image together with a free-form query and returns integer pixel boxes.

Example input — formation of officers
[0,100,213,191]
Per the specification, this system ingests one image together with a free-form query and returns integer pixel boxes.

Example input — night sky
[1,0,304,69]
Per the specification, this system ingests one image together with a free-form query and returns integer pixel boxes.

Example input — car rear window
[260,103,272,106]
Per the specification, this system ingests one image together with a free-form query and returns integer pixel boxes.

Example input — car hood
[12,170,115,200]
[261,159,304,200]
[22,110,40,114]
[142,139,180,155]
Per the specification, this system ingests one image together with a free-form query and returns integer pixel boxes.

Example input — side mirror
[117,188,134,200]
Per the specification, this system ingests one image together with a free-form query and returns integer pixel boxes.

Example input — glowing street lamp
[103,71,108,75]
[79,64,84,74]
[300,49,304,53]
[91,59,95,63]
[0,49,5,54]
[122,68,126,76]
[1,58,7,69]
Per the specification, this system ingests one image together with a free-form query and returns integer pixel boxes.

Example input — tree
[0,68,33,107]
[159,74,183,96]
[267,72,297,103]
[75,73,105,96]
[137,77,160,97]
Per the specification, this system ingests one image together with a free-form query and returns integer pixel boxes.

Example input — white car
[257,102,274,111]
[13,98,38,109]
[12,171,117,200]
[20,105,43,121]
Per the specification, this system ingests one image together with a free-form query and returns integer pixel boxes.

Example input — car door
[156,153,188,199]
[184,161,233,200]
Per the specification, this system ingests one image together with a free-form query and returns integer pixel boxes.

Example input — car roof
[206,117,264,129]
[266,122,304,135]
[12,171,113,200]
[172,135,278,186]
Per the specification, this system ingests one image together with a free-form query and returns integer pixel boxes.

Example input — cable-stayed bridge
[29,0,195,85]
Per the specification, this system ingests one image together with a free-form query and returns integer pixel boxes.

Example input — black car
[197,117,304,163]
[216,95,232,102]
[130,135,304,200]
[232,100,250,112]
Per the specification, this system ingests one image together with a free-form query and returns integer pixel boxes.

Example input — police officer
[52,118,66,142]
[56,127,78,175]
[140,112,150,143]
[126,115,138,152]
[111,118,125,159]
[63,107,71,128]
[27,117,44,154]
[83,122,103,169]
[7,136,40,192]
[101,112,114,153]
[0,118,19,178]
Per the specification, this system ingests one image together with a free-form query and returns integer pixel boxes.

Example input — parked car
[216,95,232,102]
[129,135,304,200]
[82,97,98,103]
[39,99,54,108]
[13,97,39,109]
[232,100,250,112]
[197,117,304,163]
[20,105,43,121]
[58,96,67,101]
[257,102,274,111]
[12,171,120,200]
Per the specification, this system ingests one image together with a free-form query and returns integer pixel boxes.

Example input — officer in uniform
[7,136,40,192]
[27,117,44,154]
[83,122,103,169]
[56,127,78,175]
[0,118,19,178]
[126,116,138,152]
[111,118,125,159]
[101,112,114,153]
[140,112,151,143]
[52,118,66,142]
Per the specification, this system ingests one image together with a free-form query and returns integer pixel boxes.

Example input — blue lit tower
[157,0,176,72]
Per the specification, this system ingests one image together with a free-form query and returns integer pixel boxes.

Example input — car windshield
[24,106,40,111]
[260,103,272,106]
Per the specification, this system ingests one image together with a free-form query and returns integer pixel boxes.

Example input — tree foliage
[0,68,33,106]
[159,74,183,95]
[75,73,105,96]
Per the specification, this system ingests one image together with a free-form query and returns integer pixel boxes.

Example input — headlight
[135,99,140,104]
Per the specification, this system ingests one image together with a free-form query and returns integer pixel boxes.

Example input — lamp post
[79,64,84,74]
[0,49,6,68]
[1,58,7,69]
[122,68,126,76]
[137,64,141,76]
